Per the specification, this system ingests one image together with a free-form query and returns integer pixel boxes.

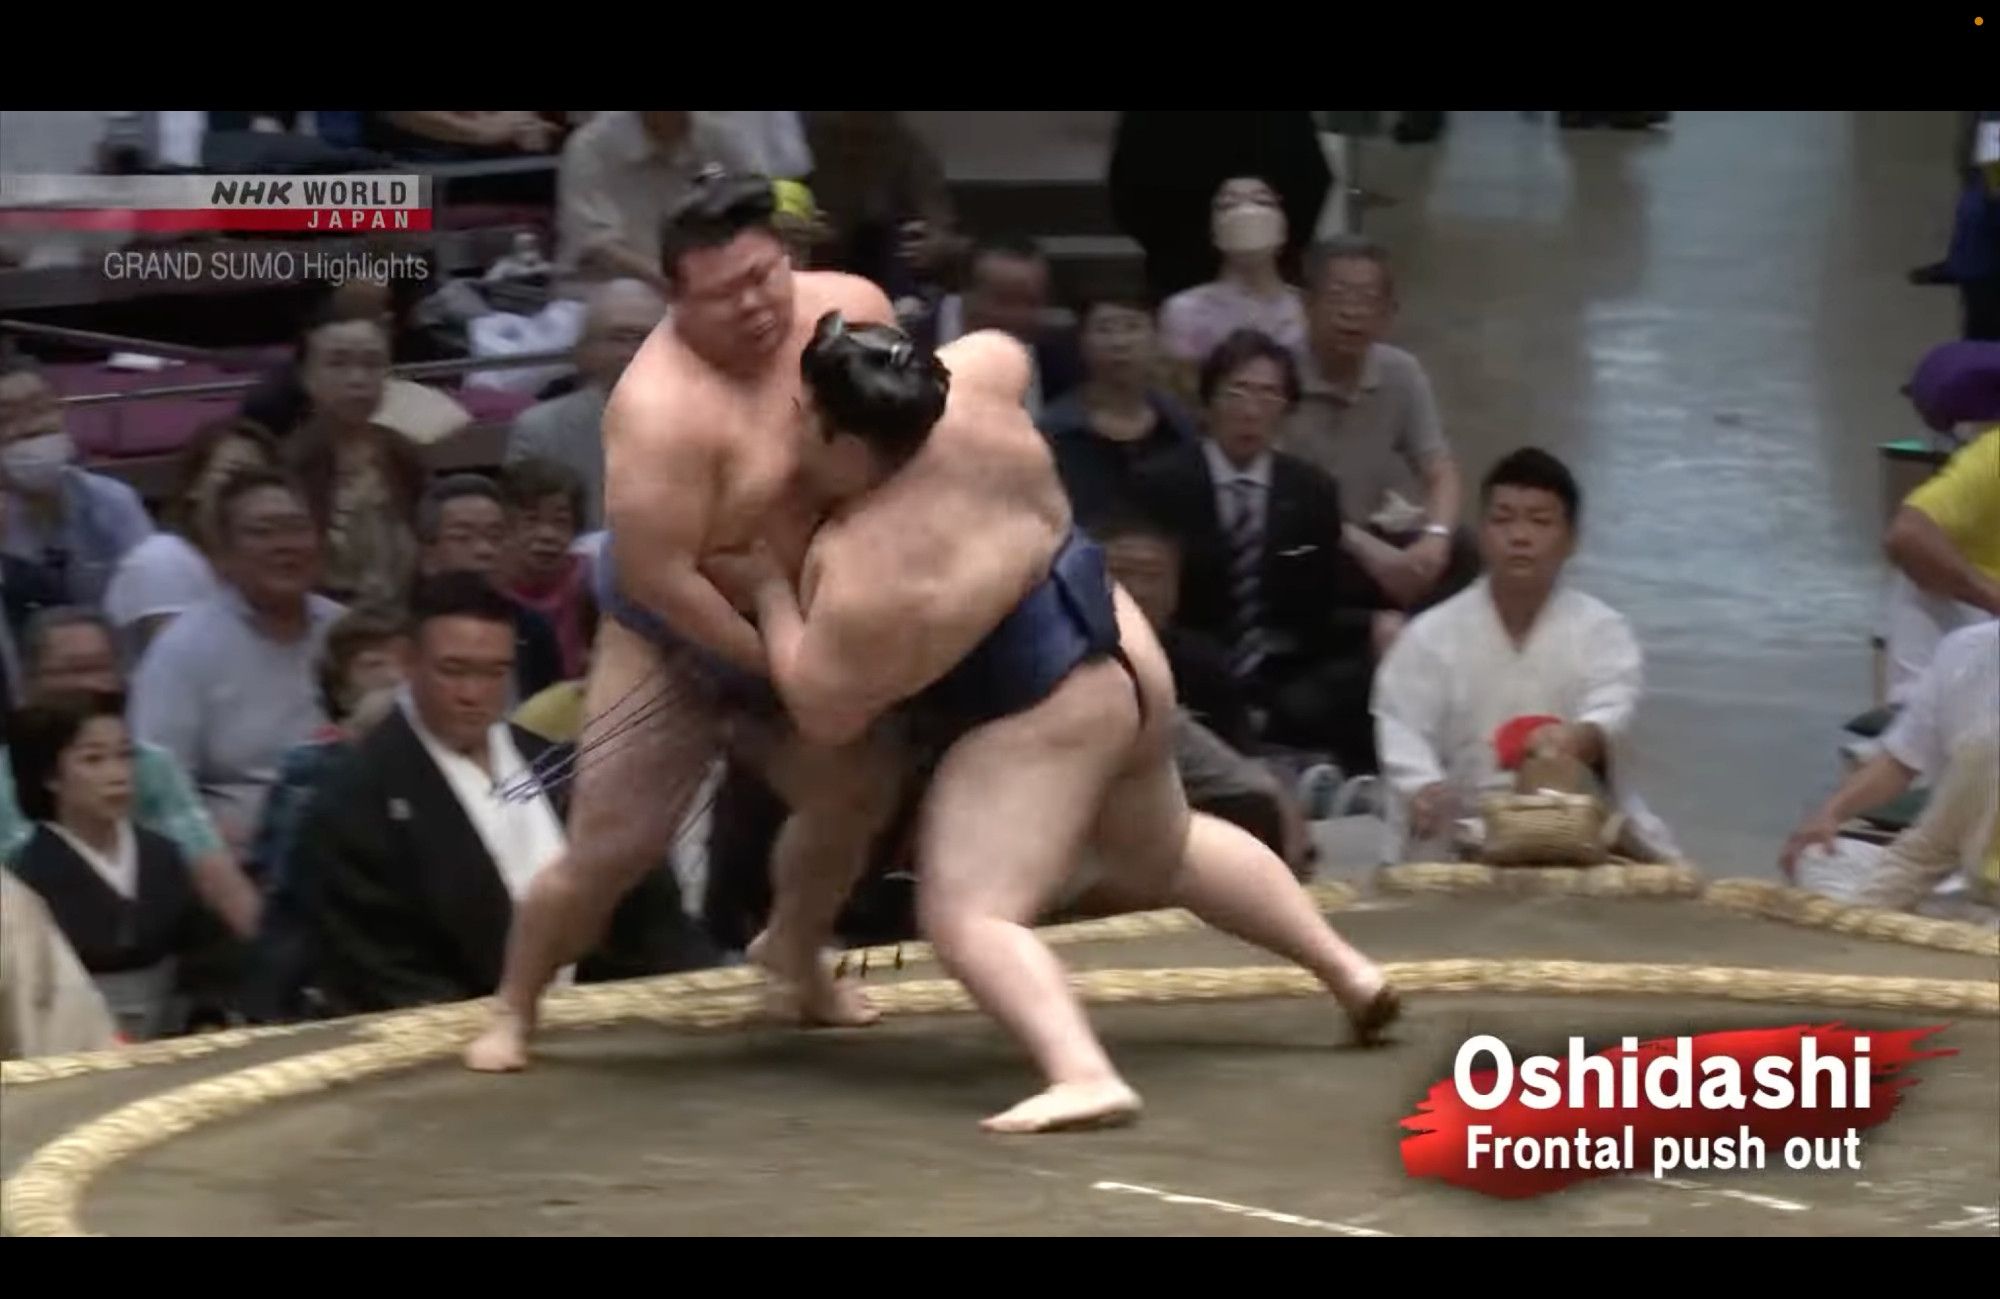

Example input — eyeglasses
[1218,382,1289,405]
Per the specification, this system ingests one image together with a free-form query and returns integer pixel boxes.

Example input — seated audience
[1039,298,1198,527]
[504,279,668,530]
[2,607,259,939]
[1159,177,1312,382]
[0,357,154,607]
[913,239,1083,419]
[7,690,203,1040]
[282,305,425,607]
[1372,448,1679,862]
[556,111,756,291]
[361,112,557,159]
[1099,511,1309,872]
[103,418,279,656]
[130,470,344,853]
[304,574,704,1014]
[1282,237,1477,611]
[416,475,562,702]
[1785,618,1998,915]
[1880,425,1999,703]
[245,606,407,1021]
[1109,110,1332,304]
[1,493,63,708]
[1133,329,1393,779]
[501,459,593,679]
[1,867,118,1058]
[800,111,966,302]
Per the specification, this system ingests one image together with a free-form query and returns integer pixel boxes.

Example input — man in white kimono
[1372,448,1679,862]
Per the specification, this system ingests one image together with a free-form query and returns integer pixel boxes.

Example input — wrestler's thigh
[916,666,1134,926]
[753,720,909,823]
[567,619,720,870]
[1087,732,1196,901]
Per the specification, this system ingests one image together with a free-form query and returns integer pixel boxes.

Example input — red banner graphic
[1400,1024,1952,1199]
[0,209,431,232]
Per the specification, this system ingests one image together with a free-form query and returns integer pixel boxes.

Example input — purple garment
[1904,341,2000,432]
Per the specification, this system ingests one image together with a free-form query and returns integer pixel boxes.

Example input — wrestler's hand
[702,545,787,614]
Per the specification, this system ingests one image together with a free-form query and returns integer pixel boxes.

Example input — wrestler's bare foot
[747,931,882,1028]
[463,1005,532,1073]
[981,1080,1143,1134]
[1332,964,1401,1046]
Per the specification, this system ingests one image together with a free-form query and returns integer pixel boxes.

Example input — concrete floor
[27,894,1996,1237]
[1334,111,1964,876]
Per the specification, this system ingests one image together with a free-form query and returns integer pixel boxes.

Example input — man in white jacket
[1372,447,1678,862]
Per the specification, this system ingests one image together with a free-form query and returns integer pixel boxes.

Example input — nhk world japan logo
[0,173,432,233]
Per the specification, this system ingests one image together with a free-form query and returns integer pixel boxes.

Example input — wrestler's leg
[914,661,1143,1133]
[742,726,907,1026]
[1088,750,1393,1036]
[465,621,720,1072]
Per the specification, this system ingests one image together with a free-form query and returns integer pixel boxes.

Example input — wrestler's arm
[603,400,768,675]
[753,547,913,747]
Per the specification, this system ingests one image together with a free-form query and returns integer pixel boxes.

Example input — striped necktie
[1226,475,1267,678]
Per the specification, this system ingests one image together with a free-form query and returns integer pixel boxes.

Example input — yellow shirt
[1904,426,2000,581]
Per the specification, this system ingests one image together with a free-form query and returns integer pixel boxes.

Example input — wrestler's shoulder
[938,329,1033,399]
[795,270,896,324]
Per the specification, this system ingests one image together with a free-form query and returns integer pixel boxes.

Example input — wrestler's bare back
[798,330,1077,710]
[603,271,897,589]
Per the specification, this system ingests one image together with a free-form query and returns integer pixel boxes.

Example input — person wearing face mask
[1159,178,1312,384]
[0,358,155,609]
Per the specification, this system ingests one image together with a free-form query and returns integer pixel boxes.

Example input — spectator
[0,491,63,709]
[130,469,344,854]
[1283,236,1477,611]
[1785,618,1997,916]
[501,458,592,679]
[362,112,557,160]
[1159,177,1312,381]
[2,607,260,939]
[1,867,118,1059]
[103,418,279,656]
[1881,425,1999,704]
[1038,298,1199,527]
[1098,510,1310,872]
[415,474,563,702]
[913,239,1083,419]
[282,305,424,608]
[511,586,599,746]
[800,111,965,302]
[1133,330,1394,779]
[245,606,407,1022]
[0,356,154,608]
[304,574,706,1014]
[6,690,202,1040]
[1372,448,1679,862]
[556,111,756,291]
[1108,111,1332,303]
[504,278,668,530]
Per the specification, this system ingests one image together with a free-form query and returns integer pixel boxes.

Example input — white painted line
[1928,1205,1999,1233]
[1649,1176,1810,1213]
[1093,1180,1394,1237]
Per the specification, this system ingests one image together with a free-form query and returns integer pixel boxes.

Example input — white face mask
[0,431,75,495]
[1213,204,1286,255]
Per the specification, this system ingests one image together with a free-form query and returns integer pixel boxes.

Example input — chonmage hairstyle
[659,167,778,280]
[799,312,950,468]
[1481,446,1582,526]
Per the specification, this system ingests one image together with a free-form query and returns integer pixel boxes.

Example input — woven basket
[1479,791,1622,865]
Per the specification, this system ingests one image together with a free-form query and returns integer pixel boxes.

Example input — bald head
[577,278,668,390]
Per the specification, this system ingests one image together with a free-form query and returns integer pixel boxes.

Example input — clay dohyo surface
[5,892,1996,1236]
